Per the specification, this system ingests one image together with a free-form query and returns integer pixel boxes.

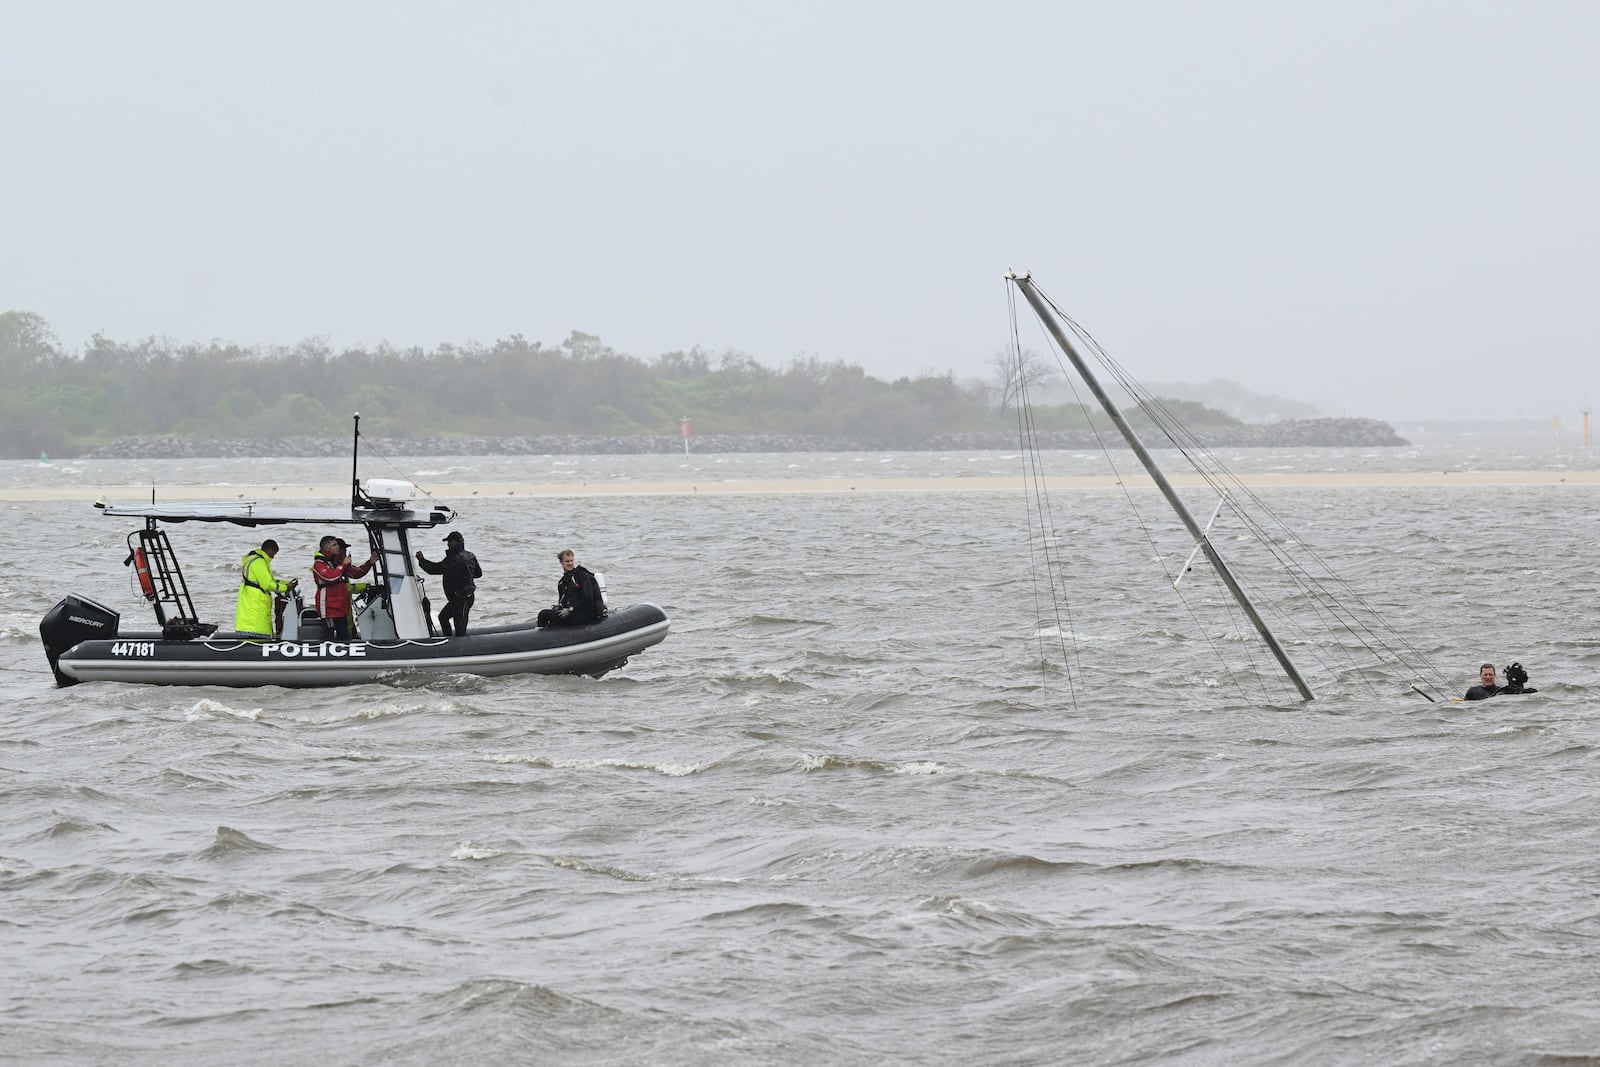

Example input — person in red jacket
[312,535,376,640]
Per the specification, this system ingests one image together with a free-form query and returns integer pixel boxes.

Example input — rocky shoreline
[82,418,1407,459]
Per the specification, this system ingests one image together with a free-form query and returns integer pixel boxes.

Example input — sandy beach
[4,469,1599,503]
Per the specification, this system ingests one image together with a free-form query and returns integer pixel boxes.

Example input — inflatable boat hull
[50,603,669,688]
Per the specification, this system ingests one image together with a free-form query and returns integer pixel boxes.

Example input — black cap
[444,531,463,543]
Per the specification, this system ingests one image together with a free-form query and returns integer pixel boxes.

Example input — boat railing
[129,525,205,632]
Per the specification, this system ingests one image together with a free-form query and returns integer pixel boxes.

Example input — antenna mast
[350,413,362,507]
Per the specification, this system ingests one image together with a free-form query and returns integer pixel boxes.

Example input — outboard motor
[40,594,120,688]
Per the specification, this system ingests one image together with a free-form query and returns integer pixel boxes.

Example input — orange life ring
[134,546,156,601]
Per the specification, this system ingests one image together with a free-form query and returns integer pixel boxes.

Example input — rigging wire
[1035,331,1270,706]
[1118,375,1451,699]
[1008,282,1080,704]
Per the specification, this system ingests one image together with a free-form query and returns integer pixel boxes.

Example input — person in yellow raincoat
[235,539,297,637]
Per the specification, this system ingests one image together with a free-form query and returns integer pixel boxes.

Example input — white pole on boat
[1006,270,1315,702]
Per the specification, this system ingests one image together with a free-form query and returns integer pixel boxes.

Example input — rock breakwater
[83,418,1407,459]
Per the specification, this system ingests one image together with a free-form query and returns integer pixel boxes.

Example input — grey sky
[4,2,1596,422]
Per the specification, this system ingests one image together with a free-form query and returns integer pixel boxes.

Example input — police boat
[39,464,669,688]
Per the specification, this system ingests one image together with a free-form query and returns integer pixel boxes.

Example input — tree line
[0,310,1241,458]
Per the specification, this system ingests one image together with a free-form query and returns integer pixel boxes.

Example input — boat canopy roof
[95,500,457,529]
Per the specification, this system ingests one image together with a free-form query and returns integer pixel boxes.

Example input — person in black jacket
[537,548,605,627]
[414,530,483,636]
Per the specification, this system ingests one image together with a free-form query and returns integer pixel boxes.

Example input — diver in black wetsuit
[1464,661,1537,700]
[1464,663,1500,700]
[1499,661,1536,696]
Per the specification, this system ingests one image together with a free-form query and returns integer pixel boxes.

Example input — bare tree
[987,347,1060,411]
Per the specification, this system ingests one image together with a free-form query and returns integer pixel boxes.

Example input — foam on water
[186,697,263,721]
[485,754,716,776]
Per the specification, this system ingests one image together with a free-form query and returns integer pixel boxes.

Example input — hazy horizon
[5,2,1597,423]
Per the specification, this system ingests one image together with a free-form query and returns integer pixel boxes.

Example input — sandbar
[3,469,1599,503]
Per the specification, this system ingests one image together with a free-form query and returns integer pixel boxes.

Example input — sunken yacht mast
[1003,270,1452,705]
[1007,269,1314,700]
[1013,271,1307,703]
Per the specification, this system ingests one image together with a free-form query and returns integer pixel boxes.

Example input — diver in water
[1464,661,1537,700]
[1499,661,1536,695]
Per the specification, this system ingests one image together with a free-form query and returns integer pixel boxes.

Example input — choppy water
[4,443,1599,1064]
